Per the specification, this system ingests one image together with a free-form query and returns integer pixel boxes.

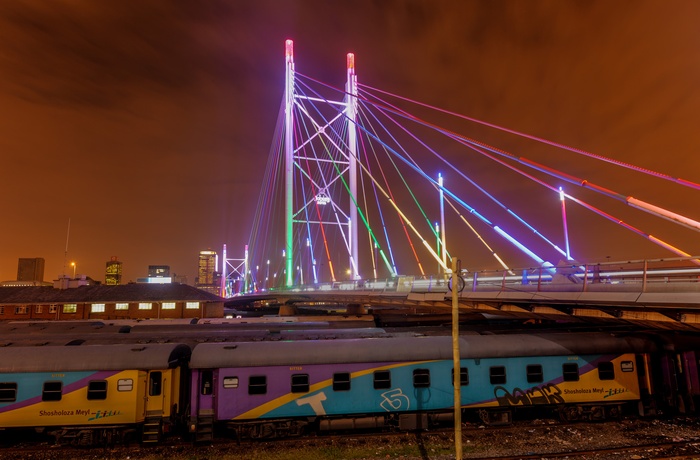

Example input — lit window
[138,302,152,310]
[15,307,28,315]
[91,304,105,313]
[117,379,133,392]
[186,302,200,310]
[48,305,57,313]
[115,303,129,310]
[162,302,176,310]
[62,304,77,314]
[35,305,43,314]
[223,376,239,389]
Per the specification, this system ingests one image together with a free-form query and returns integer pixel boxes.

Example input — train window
[291,374,310,393]
[0,382,17,402]
[333,373,351,391]
[489,366,506,385]
[87,380,107,400]
[526,364,543,383]
[117,379,133,391]
[598,362,615,380]
[249,375,267,395]
[42,381,62,401]
[200,370,213,395]
[562,363,579,381]
[374,370,391,389]
[413,369,431,388]
[223,376,239,389]
[451,367,469,386]
[149,372,162,396]
[621,361,634,373]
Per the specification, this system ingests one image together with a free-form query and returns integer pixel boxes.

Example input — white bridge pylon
[283,39,361,286]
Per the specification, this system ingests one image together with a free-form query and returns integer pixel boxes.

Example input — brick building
[0,283,224,321]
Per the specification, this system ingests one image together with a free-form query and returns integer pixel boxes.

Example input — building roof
[0,283,224,304]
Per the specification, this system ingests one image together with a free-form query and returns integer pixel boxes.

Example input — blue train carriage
[187,332,659,439]
[0,343,191,446]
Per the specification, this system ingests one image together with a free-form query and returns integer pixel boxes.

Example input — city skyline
[2,1,700,284]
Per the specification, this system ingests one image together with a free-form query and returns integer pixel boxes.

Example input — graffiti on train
[494,383,565,406]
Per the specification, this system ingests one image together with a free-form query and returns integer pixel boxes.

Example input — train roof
[0,343,191,372]
[188,332,659,368]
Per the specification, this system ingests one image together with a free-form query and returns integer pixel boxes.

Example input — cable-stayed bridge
[223,41,700,330]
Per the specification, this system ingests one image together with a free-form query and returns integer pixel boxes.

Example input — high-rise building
[105,257,122,285]
[196,250,220,295]
[17,258,45,282]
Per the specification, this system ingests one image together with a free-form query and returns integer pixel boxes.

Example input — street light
[70,261,76,279]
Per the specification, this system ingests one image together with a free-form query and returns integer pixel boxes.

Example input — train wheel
[249,423,276,439]
[606,405,622,420]
[559,406,581,422]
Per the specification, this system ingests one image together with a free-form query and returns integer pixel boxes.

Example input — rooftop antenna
[63,218,71,276]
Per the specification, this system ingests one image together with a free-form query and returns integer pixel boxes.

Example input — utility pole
[452,257,462,459]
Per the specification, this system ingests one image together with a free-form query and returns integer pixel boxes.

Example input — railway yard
[2,417,700,459]
[2,312,700,459]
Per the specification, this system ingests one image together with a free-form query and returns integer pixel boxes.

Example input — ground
[4,417,700,459]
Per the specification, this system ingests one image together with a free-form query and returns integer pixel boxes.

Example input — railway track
[2,416,700,459]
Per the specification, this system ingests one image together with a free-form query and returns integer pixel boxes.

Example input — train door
[190,369,215,442]
[195,369,215,412]
[146,370,166,415]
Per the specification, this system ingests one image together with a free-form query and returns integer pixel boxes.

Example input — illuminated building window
[15,307,28,315]
[162,302,176,310]
[115,303,129,310]
[91,304,105,313]
[63,304,77,314]
[35,305,43,314]
[49,305,57,313]
[138,302,152,310]
[186,302,200,310]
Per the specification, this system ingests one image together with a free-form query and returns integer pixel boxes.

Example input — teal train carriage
[0,343,191,446]
[187,333,667,440]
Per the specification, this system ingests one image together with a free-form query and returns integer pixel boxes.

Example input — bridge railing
[244,257,700,296]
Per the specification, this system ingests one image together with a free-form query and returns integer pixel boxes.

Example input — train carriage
[187,332,658,439]
[0,343,190,445]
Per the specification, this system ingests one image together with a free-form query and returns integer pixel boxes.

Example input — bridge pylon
[283,40,360,287]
